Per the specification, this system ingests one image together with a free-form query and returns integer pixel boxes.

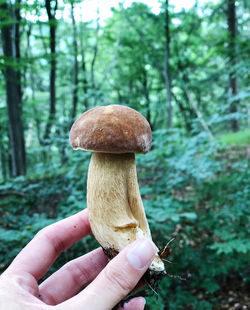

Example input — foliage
[140,130,250,309]
[1,129,250,309]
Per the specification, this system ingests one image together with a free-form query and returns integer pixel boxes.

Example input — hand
[0,209,155,310]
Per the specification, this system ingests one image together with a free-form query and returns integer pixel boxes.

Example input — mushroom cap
[69,105,152,154]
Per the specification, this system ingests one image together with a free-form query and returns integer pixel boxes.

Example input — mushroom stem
[87,152,165,272]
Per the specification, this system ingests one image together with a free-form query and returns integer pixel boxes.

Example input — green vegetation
[220,130,250,145]
[0,0,250,309]
[0,131,249,309]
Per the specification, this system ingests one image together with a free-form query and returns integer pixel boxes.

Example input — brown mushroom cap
[69,105,152,154]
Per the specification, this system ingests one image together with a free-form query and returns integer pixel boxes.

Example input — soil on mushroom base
[102,245,170,291]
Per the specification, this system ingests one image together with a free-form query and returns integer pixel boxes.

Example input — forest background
[0,0,250,309]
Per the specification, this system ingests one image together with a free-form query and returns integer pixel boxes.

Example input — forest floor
[213,277,250,310]
[211,138,249,310]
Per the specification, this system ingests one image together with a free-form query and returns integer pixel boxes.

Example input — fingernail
[124,297,146,309]
[127,239,155,270]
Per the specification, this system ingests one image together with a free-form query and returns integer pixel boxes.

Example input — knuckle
[35,226,52,240]
[36,227,65,257]
[104,265,136,293]
[40,290,58,306]
[35,226,47,238]
[65,261,90,287]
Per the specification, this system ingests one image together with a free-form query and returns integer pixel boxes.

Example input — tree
[227,0,239,132]
[0,0,26,176]
[164,0,172,129]
[44,0,58,143]
[90,6,100,106]
[70,0,79,121]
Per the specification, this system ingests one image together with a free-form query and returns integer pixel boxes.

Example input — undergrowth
[0,129,249,309]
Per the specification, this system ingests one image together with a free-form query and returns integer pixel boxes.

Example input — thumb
[60,238,155,310]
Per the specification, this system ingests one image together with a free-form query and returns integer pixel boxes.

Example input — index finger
[7,209,91,280]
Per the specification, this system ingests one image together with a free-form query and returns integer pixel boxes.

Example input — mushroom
[69,105,165,274]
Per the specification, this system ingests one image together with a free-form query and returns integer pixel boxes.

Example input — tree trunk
[142,69,153,130]
[81,52,89,110]
[44,0,58,143]
[79,10,89,110]
[164,0,172,129]
[26,23,43,147]
[172,92,192,132]
[70,0,79,121]
[90,6,100,106]
[183,84,215,142]
[0,122,8,181]
[79,29,89,110]
[227,0,239,132]
[0,0,26,177]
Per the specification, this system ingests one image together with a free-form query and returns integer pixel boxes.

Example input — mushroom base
[102,246,166,287]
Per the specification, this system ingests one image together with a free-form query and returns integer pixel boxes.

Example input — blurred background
[0,0,250,309]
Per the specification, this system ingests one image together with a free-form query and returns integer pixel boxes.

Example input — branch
[182,83,215,142]
[0,190,25,197]
[123,9,165,81]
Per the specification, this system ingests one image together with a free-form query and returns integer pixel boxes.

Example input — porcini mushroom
[69,105,165,275]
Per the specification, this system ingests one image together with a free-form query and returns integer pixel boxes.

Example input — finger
[8,209,91,280]
[57,238,155,310]
[118,297,146,310]
[39,248,108,305]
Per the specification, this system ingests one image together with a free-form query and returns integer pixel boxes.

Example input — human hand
[0,209,155,310]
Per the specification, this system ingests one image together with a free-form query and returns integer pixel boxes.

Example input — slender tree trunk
[116,87,123,103]
[79,10,89,110]
[23,22,32,90]
[70,0,79,121]
[182,81,215,141]
[0,146,7,181]
[141,69,153,130]
[79,27,89,110]
[91,22,99,90]
[172,92,192,132]
[0,121,8,180]
[38,20,48,55]
[227,0,239,132]
[44,0,58,143]
[90,7,100,106]
[82,52,89,110]
[26,23,43,146]
[0,0,26,177]
[15,0,22,101]
[164,0,172,129]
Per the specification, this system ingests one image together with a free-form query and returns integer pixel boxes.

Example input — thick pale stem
[87,152,164,272]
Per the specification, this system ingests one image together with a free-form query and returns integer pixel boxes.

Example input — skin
[0,209,155,310]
